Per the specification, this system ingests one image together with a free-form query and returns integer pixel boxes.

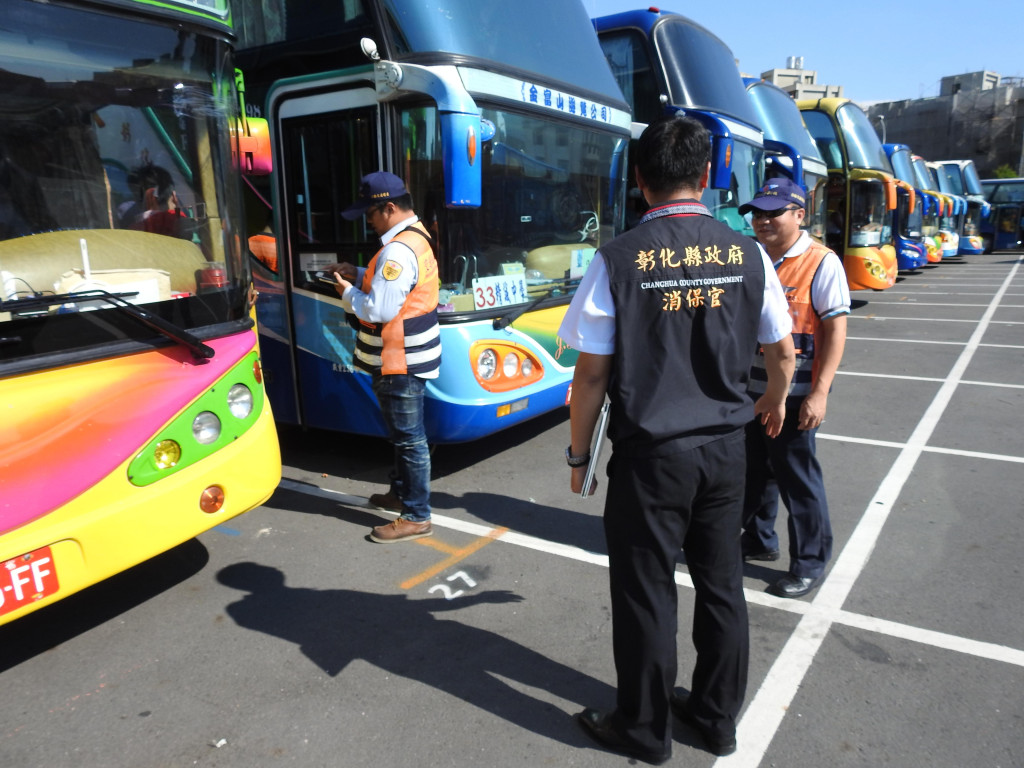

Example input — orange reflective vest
[353,222,441,376]
[750,239,833,398]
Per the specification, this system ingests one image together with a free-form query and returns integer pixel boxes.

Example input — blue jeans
[371,374,431,522]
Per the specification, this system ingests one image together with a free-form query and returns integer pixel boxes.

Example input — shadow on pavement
[217,562,611,747]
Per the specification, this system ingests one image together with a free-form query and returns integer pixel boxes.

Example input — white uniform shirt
[559,242,792,354]
[342,215,421,323]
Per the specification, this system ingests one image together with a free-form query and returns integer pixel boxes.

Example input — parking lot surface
[1,253,1022,768]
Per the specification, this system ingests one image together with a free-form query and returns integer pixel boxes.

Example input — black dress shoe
[575,708,670,765]
[767,574,821,598]
[669,695,737,756]
[743,547,780,562]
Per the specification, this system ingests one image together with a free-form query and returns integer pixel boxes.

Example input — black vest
[602,200,765,456]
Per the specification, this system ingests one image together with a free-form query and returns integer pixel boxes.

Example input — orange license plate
[1,546,60,617]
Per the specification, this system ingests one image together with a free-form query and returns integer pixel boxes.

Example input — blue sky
[583,0,1024,105]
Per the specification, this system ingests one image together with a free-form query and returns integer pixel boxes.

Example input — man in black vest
[559,116,795,764]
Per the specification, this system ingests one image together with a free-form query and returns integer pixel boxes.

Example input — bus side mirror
[884,177,897,210]
[709,136,734,190]
[232,117,272,176]
[440,112,482,208]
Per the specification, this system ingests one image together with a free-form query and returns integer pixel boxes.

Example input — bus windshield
[651,17,760,128]
[889,148,917,185]
[836,104,891,172]
[938,165,964,195]
[849,180,892,247]
[0,0,246,364]
[961,162,984,195]
[747,83,821,162]
[285,102,624,316]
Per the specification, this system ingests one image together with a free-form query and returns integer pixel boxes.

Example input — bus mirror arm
[373,61,483,208]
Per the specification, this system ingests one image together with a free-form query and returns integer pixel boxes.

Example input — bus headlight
[192,411,221,445]
[470,340,544,392]
[227,383,253,419]
[476,348,498,380]
[502,352,520,378]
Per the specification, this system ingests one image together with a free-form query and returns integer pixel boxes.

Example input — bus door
[993,204,1023,251]
[267,81,388,433]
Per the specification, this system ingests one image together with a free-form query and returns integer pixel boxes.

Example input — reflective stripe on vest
[354,222,441,376]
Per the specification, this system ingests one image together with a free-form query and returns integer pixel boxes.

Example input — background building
[862,72,1024,177]
[760,57,843,101]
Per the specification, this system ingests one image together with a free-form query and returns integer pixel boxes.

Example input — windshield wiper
[492,277,579,331]
[0,289,215,360]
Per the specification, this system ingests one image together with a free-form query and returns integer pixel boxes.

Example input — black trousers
[603,429,749,754]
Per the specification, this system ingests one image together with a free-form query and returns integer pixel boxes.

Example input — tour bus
[233,0,631,443]
[0,0,281,625]
[797,98,898,290]
[930,161,967,257]
[592,8,765,237]
[881,144,928,270]
[933,160,988,255]
[912,155,957,258]
[743,78,829,241]
[903,155,943,263]
[980,177,1024,251]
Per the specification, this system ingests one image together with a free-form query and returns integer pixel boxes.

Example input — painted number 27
[428,571,478,600]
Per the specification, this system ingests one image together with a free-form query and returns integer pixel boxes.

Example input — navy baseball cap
[341,171,409,220]
[738,177,806,215]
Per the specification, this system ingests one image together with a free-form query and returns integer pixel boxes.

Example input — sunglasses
[751,206,802,220]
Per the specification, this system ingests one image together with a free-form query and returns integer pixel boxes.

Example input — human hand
[798,392,827,430]
[754,393,786,439]
[324,262,358,281]
[570,464,597,496]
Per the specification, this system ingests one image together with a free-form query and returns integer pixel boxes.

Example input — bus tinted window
[651,17,759,128]
[835,104,891,172]
[380,0,623,100]
[599,30,664,125]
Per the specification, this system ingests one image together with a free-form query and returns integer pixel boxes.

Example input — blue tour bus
[743,77,829,242]
[933,160,988,255]
[593,8,765,236]
[233,0,631,443]
[980,177,1024,252]
[882,143,928,270]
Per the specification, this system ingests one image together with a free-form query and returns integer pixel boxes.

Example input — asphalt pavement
[1,252,1022,768]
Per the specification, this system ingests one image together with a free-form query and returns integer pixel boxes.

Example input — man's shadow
[217,563,611,746]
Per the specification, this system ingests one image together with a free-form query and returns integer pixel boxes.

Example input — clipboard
[581,401,610,498]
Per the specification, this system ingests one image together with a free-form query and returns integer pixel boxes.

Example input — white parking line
[719,256,1023,767]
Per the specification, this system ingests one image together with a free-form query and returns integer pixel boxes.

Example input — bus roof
[236,0,626,107]
[594,9,760,130]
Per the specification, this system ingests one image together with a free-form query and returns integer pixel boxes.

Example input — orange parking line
[400,526,508,590]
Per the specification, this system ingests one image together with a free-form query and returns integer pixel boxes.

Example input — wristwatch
[565,445,590,468]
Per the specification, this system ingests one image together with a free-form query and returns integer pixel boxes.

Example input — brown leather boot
[370,517,433,543]
[368,490,402,512]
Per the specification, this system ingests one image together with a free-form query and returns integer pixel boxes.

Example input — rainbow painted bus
[0,0,281,625]
[233,0,631,443]
[798,98,898,290]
